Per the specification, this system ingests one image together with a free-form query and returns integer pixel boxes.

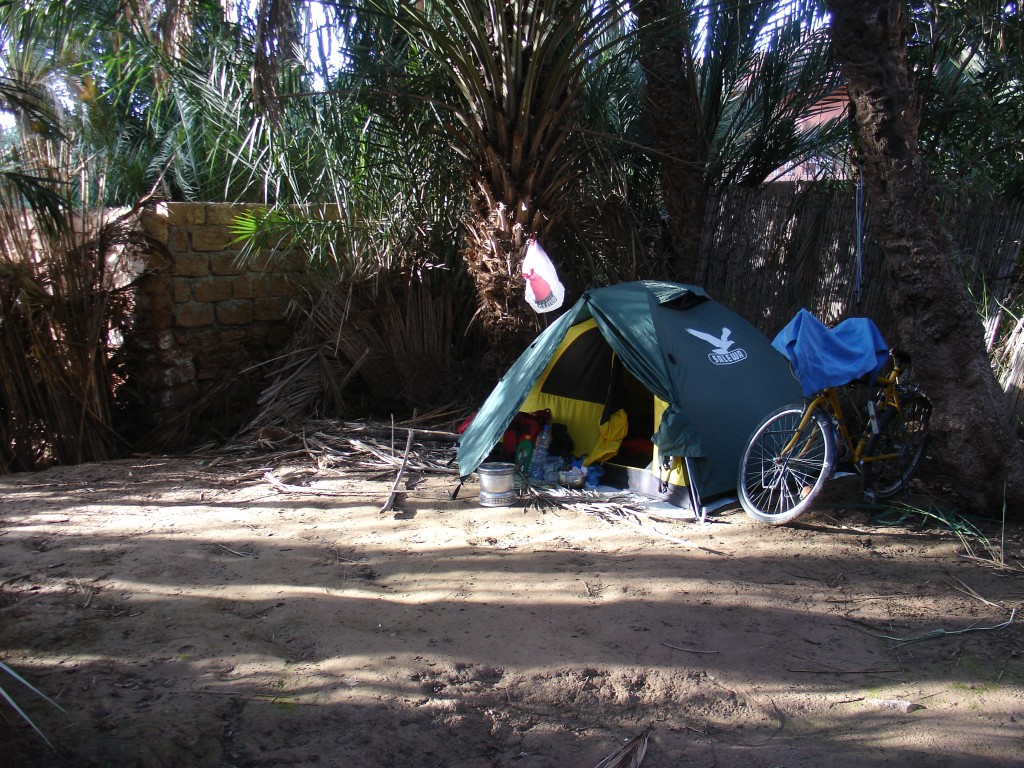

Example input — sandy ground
[1,437,1023,767]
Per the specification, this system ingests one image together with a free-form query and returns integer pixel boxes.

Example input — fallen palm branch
[182,417,463,513]
[190,417,462,477]
[521,483,648,517]
[592,729,650,768]
[522,485,728,556]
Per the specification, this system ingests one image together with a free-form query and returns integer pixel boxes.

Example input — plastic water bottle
[529,425,552,480]
[515,436,534,475]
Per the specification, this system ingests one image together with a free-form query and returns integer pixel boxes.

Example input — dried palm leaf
[240,275,463,433]
[592,729,651,768]
[521,484,648,522]
[0,138,152,471]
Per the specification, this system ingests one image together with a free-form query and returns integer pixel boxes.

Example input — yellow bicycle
[737,350,931,525]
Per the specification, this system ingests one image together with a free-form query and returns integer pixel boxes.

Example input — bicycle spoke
[738,405,835,524]
[862,394,931,500]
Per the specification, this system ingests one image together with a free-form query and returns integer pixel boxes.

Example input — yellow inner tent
[519,318,689,491]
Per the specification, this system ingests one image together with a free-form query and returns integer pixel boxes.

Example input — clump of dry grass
[0,138,151,472]
[240,276,465,434]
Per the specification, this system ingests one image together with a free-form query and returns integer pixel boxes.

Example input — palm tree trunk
[633,0,707,282]
[462,177,539,368]
[827,0,1024,515]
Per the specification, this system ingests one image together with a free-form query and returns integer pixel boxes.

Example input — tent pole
[684,458,706,524]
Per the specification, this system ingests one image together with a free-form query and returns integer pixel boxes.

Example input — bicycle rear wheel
[738,404,836,525]
[862,392,931,500]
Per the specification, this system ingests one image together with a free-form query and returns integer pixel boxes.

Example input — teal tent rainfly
[458,281,802,512]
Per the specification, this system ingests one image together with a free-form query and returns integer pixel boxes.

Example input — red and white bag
[522,239,565,313]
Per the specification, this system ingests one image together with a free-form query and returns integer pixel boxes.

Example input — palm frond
[0,659,64,750]
[0,134,150,471]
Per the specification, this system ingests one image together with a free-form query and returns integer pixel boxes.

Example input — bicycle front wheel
[862,393,931,500]
[738,404,836,525]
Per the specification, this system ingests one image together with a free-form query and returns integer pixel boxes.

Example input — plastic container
[529,425,552,481]
[543,456,562,483]
[515,437,534,475]
[559,467,586,488]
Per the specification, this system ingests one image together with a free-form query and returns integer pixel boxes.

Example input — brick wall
[126,203,305,438]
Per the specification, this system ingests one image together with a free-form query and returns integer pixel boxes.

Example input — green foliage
[875,500,1015,568]
[908,2,1024,199]
[1,0,1020,426]
[691,0,849,187]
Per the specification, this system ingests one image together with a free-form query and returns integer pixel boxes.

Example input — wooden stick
[661,642,719,654]
[263,471,406,497]
[381,429,414,513]
[342,422,459,442]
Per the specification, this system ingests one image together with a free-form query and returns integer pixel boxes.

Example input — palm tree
[0,4,160,471]
[825,0,1024,516]
[346,0,642,357]
[633,0,847,281]
[0,5,77,221]
[160,0,849,350]
[907,1,1024,200]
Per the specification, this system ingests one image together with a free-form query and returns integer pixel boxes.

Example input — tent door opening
[599,370,693,509]
[518,320,694,509]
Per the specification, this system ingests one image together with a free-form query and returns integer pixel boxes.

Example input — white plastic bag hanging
[522,239,565,313]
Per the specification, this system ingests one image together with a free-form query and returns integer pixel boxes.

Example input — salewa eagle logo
[685,327,748,365]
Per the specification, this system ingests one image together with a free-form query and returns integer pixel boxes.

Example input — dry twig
[380,430,414,513]
[661,643,719,654]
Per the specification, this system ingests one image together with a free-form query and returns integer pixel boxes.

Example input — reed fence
[696,183,1024,423]
[3,184,1022,471]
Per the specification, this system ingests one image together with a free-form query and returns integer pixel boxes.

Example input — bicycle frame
[779,354,906,471]
[738,340,930,524]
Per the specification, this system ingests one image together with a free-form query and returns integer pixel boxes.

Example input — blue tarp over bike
[772,309,889,397]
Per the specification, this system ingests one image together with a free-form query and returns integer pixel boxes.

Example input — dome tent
[457,281,801,513]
